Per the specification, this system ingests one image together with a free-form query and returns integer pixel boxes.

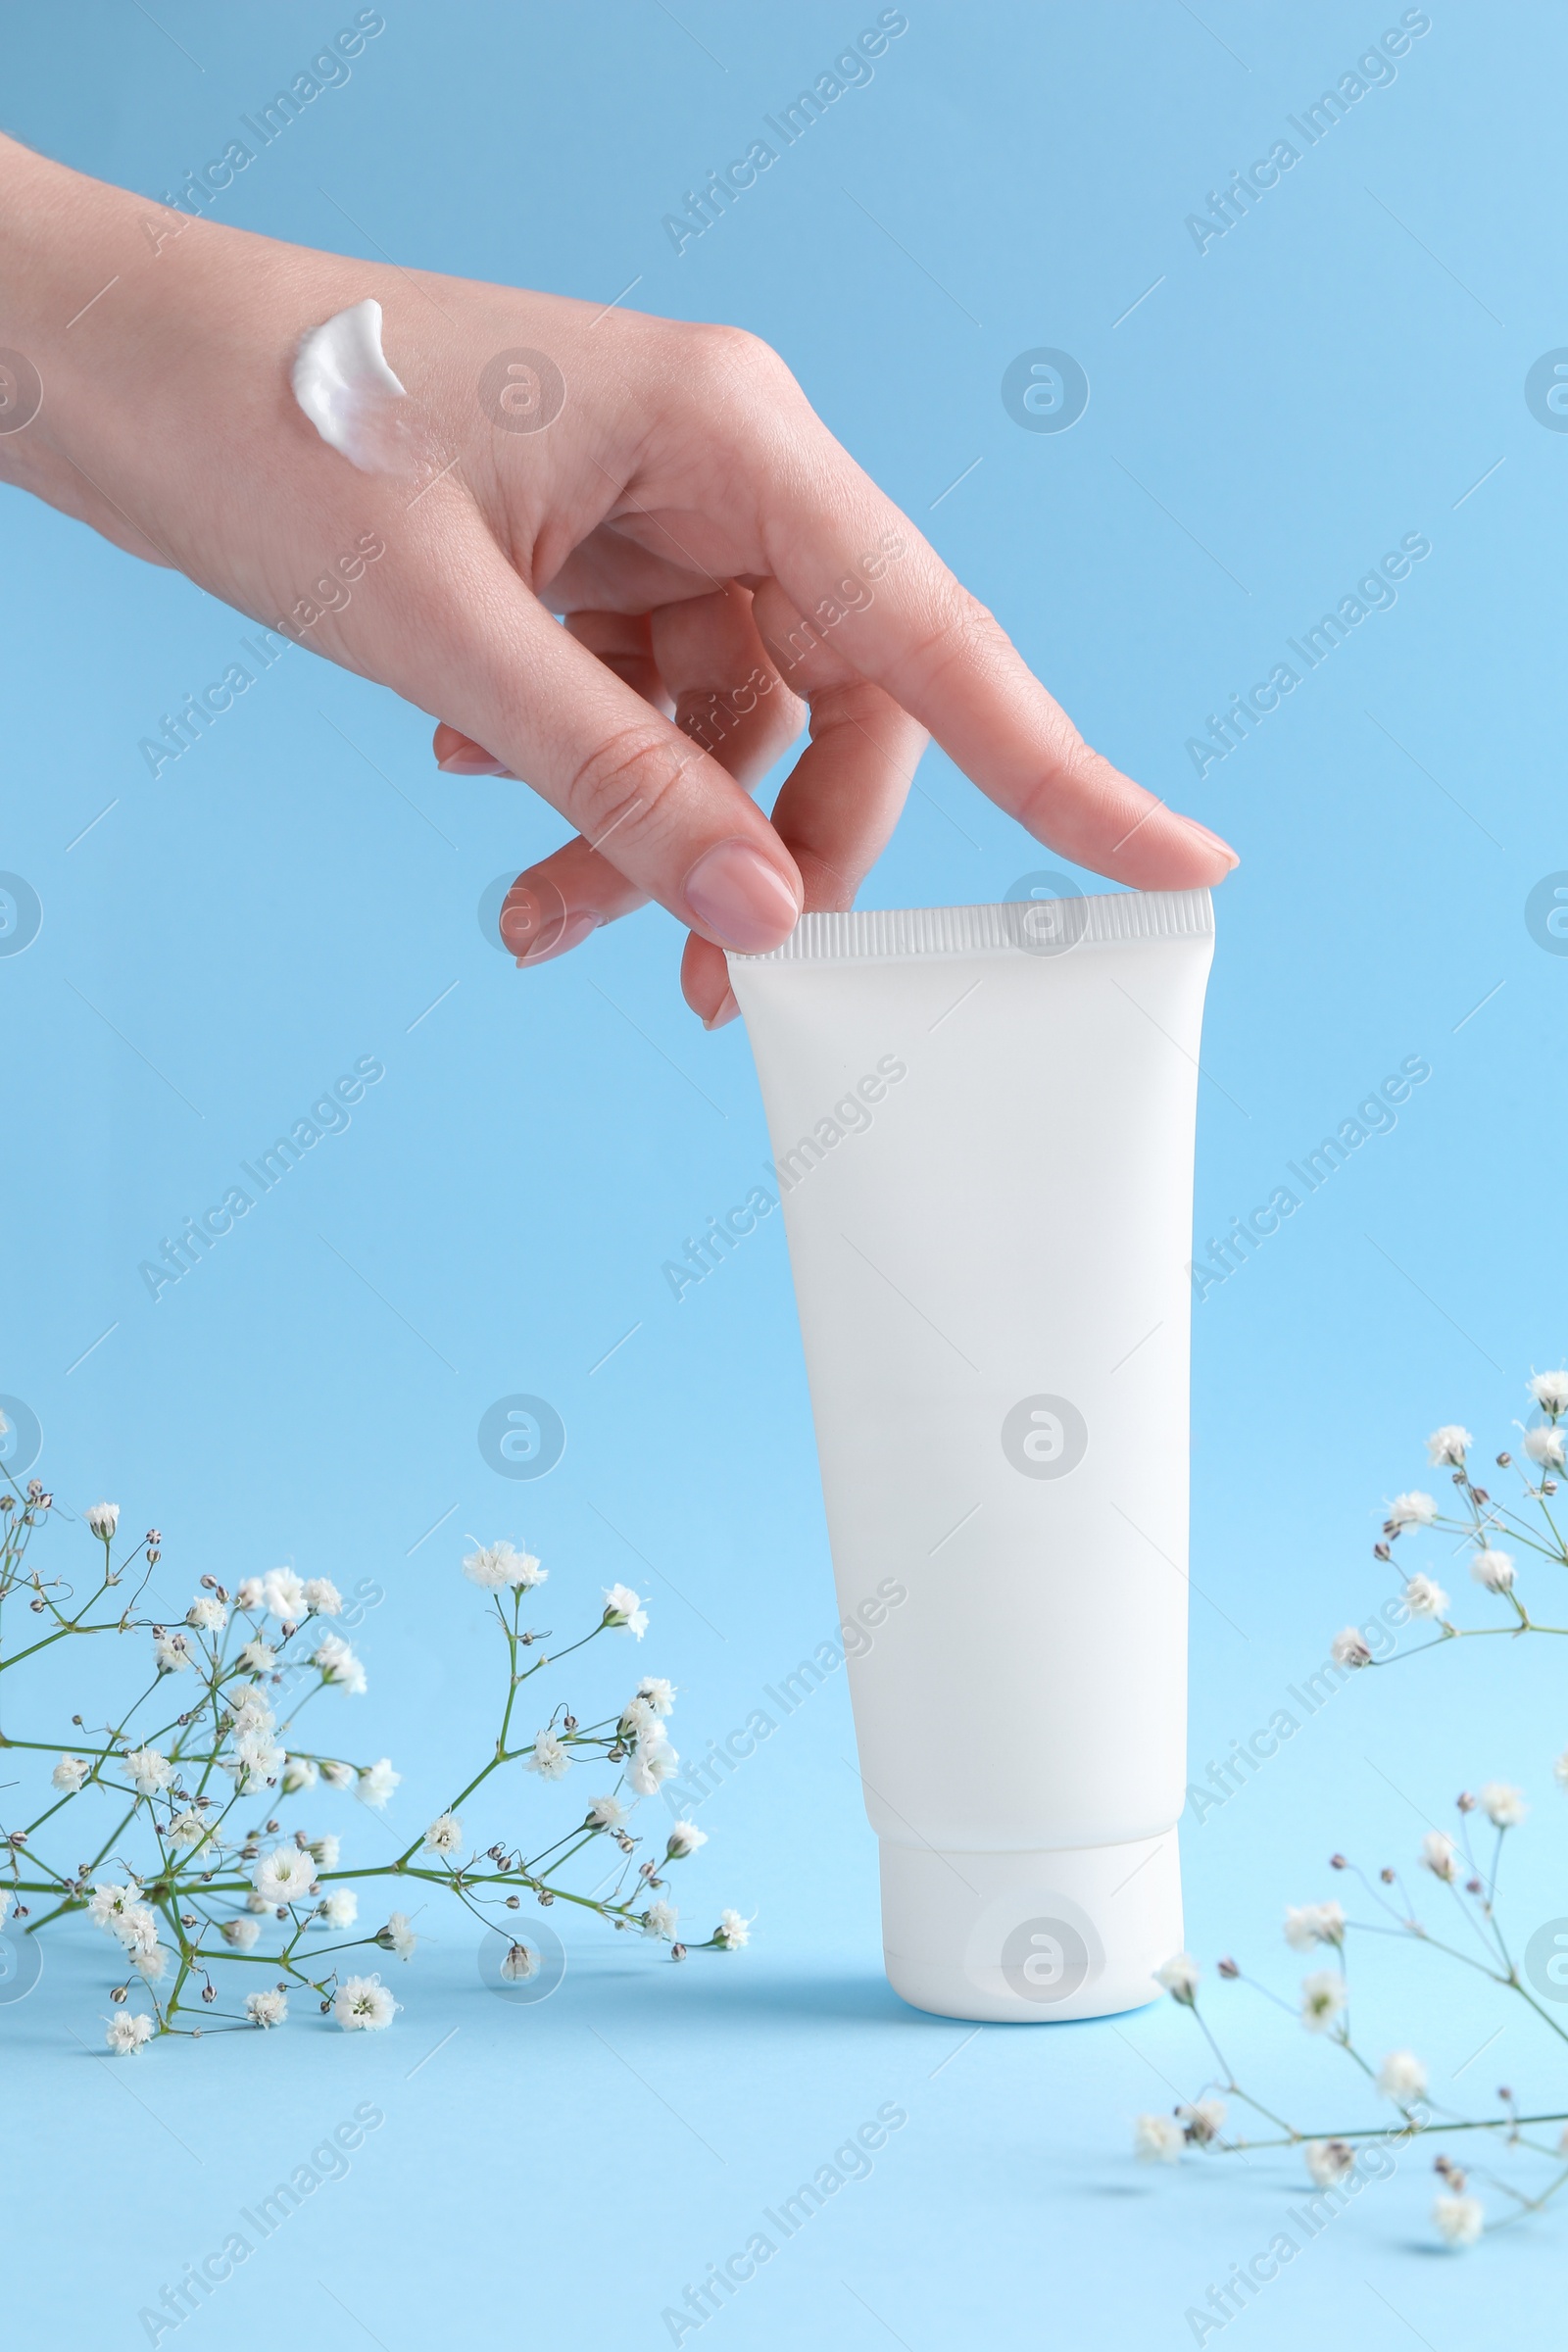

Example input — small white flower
[252,1846,319,1908]
[0,1889,12,1928]
[105,2010,153,2055]
[131,1940,170,1983]
[500,1940,538,1982]
[1284,1900,1345,1951]
[356,1758,401,1809]
[153,1631,192,1676]
[423,1813,465,1855]
[642,1900,679,1938]
[524,1731,569,1781]
[314,1635,367,1695]
[221,1916,261,1950]
[1375,2048,1428,2103]
[186,1595,227,1632]
[282,1755,318,1795]
[1434,2192,1484,2248]
[1528,1369,1568,1418]
[1427,1425,1473,1467]
[334,1972,399,2031]
[1478,1781,1527,1829]
[462,1539,546,1592]
[319,1889,358,1928]
[116,1904,160,1955]
[1300,1970,1348,2033]
[585,1795,626,1832]
[320,1760,355,1791]
[304,1577,343,1616]
[246,1988,288,2028]
[1331,1628,1372,1670]
[377,1910,416,1960]
[236,1639,276,1675]
[1304,2138,1355,2187]
[1420,1830,1459,1881]
[603,1584,649,1640]
[122,1746,172,1796]
[235,1577,266,1610]
[263,1567,307,1620]
[1154,1952,1200,2003]
[87,1881,136,1932]
[308,1834,341,1868]
[226,1683,274,1731]
[1404,1573,1448,1618]
[167,1810,208,1849]
[1470,1548,1515,1593]
[84,1502,120,1540]
[1177,2097,1227,2146]
[1134,2112,1185,2164]
[638,1676,676,1717]
[716,1908,751,1949]
[1523,1425,1567,1470]
[665,1819,708,1860]
[1388,1491,1438,1528]
[52,1754,90,1793]
[626,1738,677,1797]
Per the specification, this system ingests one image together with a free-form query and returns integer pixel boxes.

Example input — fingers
[745,444,1236,888]
[407,534,806,953]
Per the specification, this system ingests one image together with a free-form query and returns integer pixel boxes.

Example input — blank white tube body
[728,889,1214,2021]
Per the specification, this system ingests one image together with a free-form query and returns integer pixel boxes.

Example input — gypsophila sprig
[0,1429,746,2051]
[1136,1368,1568,2257]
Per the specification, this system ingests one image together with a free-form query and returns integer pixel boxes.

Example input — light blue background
[2,3,1564,2344]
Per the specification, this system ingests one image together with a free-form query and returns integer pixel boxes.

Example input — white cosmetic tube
[728,887,1215,2022]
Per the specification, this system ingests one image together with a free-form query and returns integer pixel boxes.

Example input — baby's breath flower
[1284,1901,1345,1951]
[1420,1830,1459,1881]
[246,1988,288,2028]
[1478,1781,1527,1829]
[1434,2192,1484,2246]
[221,1917,261,1950]
[314,1635,367,1695]
[641,1899,679,1938]
[1388,1492,1439,1528]
[1375,2048,1427,2103]
[1470,1548,1515,1593]
[185,1595,227,1633]
[1154,1952,1200,2004]
[304,1577,343,1615]
[1178,2098,1227,2146]
[1304,2139,1355,2187]
[308,1834,341,1868]
[524,1731,569,1781]
[122,1746,172,1795]
[334,1973,398,2031]
[152,1631,192,1676]
[715,1908,751,1949]
[236,1639,276,1675]
[626,1735,677,1797]
[131,1939,170,1983]
[318,1889,358,1929]
[1404,1573,1448,1618]
[356,1758,400,1809]
[262,1568,307,1620]
[1523,1425,1567,1470]
[602,1584,649,1640]
[1528,1370,1568,1418]
[1427,1426,1473,1468]
[638,1676,676,1717]
[1330,1628,1372,1670]
[585,1796,626,1833]
[375,1911,416,1960]
[665,1819,708,1860]
[500,1941,538,1982]
[52,1754,90,1793]
[105,2010,153,2055]
[84,1503,120,1540]
[168,1810,208,1848]
[1299,1970,1348,2032]
[319,1760,355,1791]
[282,1755,318,1795]
[462,1540,546,1592]
[234,1577,266,1610]
[252,1845,318,1907]
[1134,2112,1184,2163]
[423,1813,464,1855]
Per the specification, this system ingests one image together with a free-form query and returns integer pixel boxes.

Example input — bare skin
[0,132,1235,1027]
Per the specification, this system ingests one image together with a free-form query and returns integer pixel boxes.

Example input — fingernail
[683,839,801,952]
[512,909,600,967]
[438,751,512,776]
[1182,816,1240,869]
[703,988,740,1032]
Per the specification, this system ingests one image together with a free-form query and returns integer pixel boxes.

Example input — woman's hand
[0,133,1235,1027]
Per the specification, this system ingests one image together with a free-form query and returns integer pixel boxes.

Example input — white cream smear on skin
[291,297,416,474]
